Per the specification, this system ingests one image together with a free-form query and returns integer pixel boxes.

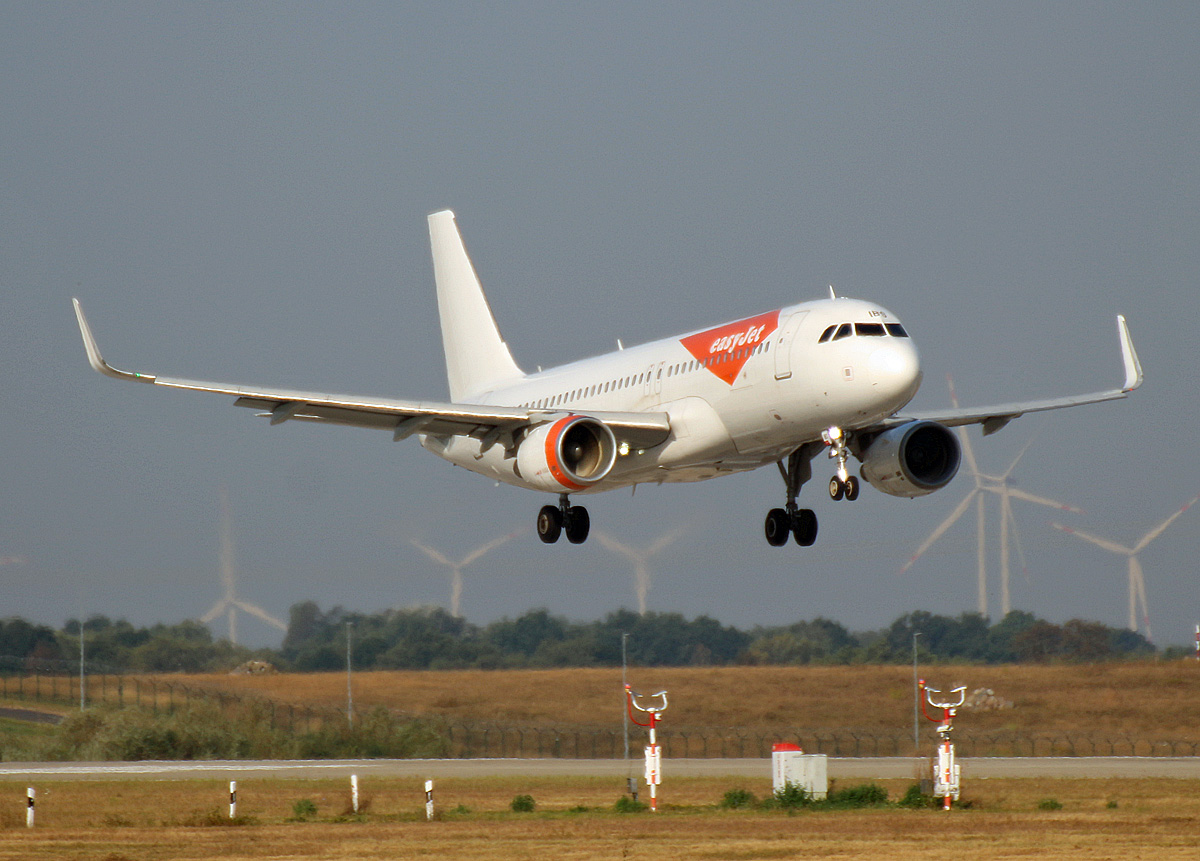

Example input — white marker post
[26,787,34,828]
[424,779,434,821]
[229,780,237,819]
[351,774,359,814]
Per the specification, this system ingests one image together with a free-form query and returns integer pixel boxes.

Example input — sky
[3,3,1198,648]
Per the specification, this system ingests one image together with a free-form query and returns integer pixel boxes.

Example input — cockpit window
[831,323,853,341]
[818,325,837,343]
[885,323,909,338]
[855,323,886,337]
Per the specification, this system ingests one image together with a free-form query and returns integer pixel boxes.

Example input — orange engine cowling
[515,415,618,493]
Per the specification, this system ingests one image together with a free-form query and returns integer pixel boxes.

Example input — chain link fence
[4,668,1198,759]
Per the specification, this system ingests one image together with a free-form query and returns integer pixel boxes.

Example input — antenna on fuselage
[828,285,838,300]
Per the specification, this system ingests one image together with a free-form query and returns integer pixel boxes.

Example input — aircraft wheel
[565,505,590,544]
[764,508,791,546]
[537,505,563,544]
[792,508,818,547]
[844,476,860,501]
[828,477,844,501]
[763,508,792,549]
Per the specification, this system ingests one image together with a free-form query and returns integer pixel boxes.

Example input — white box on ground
[771,745,827,799]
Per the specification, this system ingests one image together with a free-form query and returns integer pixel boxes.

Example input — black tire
[565,505,590,544]
[828,476,844,501]
[792,508,818,546]
[844,475,860,501]
[764,508,791,546]
[537,505,562,544]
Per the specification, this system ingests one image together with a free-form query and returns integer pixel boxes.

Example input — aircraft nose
[868,340,922,406]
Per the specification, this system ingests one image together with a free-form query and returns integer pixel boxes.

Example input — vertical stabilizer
[428,210,524,401]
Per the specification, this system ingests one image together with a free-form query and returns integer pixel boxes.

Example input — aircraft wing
[887,315,1142,436]
[72,300,672,450]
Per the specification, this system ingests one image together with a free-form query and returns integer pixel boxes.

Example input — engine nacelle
[859,420,960,498]
[515,415,618,492]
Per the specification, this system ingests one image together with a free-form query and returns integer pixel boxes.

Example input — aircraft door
[773,312,808,380]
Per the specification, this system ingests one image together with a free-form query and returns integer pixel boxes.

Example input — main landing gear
[765,444,821,547]
[537,493,591,545]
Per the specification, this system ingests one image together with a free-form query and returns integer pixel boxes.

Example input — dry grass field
[179,662,1200,736]
[2,776,1198,860]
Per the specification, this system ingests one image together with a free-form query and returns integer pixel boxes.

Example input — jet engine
[515,415,618,493]
[858,420,960,498]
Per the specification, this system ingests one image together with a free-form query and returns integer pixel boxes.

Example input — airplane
[73,210,1143,548]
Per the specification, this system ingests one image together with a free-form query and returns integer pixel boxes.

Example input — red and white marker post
[919,679,966,811]
[625,684,668,812]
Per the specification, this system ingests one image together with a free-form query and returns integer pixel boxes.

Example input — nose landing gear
[824,426,860,502]
[537,494,591,544]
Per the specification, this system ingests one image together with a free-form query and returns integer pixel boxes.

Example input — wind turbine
[200,489,287,644]
[901,376,1082,618]
[594,528,686,615]
[1051,494,1199,640]
[411,528,522,617]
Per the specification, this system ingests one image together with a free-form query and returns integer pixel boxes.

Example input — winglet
[71,299,155,383]
[1117,314,1142,392]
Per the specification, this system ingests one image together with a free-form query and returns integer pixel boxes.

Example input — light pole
[912,630,922,752]
[346,621,354,728]
[621,632,630,761]
[79,621,85,711]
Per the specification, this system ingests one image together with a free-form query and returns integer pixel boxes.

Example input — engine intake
[516,415,618,492]
[859,420,960,498]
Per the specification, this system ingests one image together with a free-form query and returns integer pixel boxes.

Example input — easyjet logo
[680,310,780,385]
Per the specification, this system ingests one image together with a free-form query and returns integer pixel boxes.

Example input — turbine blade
[200,599,228,624]
[1001,437,1037,480]
[947,375,982,479]
[411,540,454,568]
[594,531,639,563]
[1131,557,1152,642]
[900,490,978,573]
[1004,495,1032,584]
[647,526,687,556]
[461,529,520,567]
[1050,523,1131,556]
[1133,494,1200,554]
[1003,486,1084,514]
[233,600,287,631]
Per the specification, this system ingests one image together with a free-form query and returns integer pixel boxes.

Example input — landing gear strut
[537,494,590,545]
[765,444,820,547]
[823,426,860,502]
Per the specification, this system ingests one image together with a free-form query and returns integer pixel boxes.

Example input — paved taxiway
[3,757,1199,782]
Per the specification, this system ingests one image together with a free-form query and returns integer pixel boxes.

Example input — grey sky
[3,3,1198,648]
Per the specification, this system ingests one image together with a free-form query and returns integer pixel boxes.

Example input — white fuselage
[422,296,922,493]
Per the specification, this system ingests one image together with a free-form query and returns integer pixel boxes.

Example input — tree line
[0,604,1170,676]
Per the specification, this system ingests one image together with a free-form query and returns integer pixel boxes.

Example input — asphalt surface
[2,757,1199,782]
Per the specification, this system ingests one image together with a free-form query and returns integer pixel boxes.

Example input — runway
[3,757,1199,782]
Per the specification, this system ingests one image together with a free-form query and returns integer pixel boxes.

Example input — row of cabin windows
[517,339,774,408]
[818,322,910,343]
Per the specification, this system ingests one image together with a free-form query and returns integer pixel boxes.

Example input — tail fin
[428,210,524,401]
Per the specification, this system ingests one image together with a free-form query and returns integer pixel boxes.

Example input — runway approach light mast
[625,684,668,812]
[919,679,966,811]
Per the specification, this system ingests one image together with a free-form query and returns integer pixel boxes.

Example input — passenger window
[818,325,837,343]
[856,323,886,337]
[832,323,853,341]
[885,323,909,338]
